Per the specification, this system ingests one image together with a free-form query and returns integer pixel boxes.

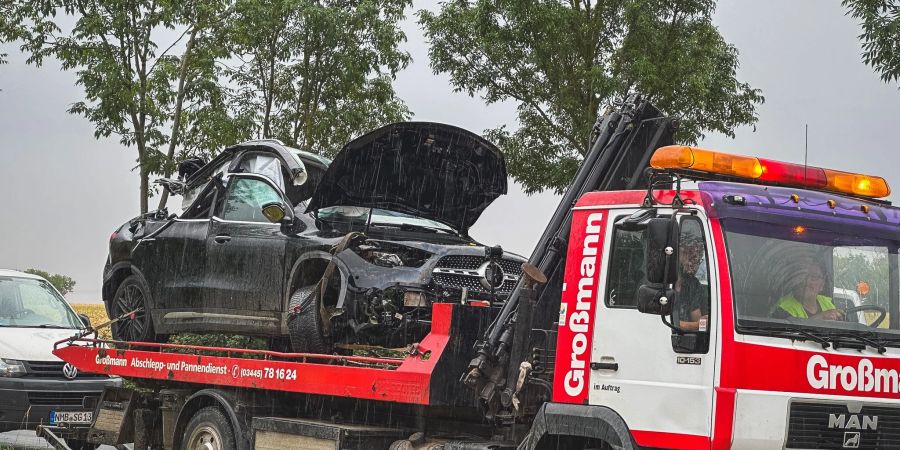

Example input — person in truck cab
[771,259,844,321]
[675,232,710,331]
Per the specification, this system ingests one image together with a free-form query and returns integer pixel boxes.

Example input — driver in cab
[771,259,844,321]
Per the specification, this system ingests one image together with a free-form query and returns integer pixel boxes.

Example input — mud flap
[517,403,637,450]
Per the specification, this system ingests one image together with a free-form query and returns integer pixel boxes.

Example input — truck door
[592,207,718,445]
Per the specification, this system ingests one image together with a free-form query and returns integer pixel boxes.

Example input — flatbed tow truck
[45,98,900,450]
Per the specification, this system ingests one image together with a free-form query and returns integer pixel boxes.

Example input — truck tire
[288,285,333,354]
[181,406,236,450]
[110,275,160,343]
[64,440,98,450]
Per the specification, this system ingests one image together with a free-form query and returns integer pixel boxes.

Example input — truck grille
[787,402,900,449]
[431,255,523,299]
[28,392,95,407]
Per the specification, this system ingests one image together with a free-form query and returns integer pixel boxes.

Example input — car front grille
[431,255,523,299]
[27,391,96,407]
[24,360,106,379]
[786,402,900,449]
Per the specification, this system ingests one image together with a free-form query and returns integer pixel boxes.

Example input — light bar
[650,146,891,199]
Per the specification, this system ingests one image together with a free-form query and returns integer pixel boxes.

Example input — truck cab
[550,146,899,449]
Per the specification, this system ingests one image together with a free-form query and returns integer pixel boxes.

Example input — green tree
[12,0,223,213]
[420,0,764,194]
[225,0,412,156]
[24,269,77,296]
[0,1,27,81]
[844,0,900,85]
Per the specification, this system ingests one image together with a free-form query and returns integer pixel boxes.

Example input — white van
[0,269,119,449]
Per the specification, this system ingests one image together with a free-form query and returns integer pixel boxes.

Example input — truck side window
[605,225,647,308]
[674,217,711,333]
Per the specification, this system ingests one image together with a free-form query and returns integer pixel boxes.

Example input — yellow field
[72,303,112,339]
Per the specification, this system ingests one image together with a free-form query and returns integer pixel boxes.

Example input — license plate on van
[50,410,92,424]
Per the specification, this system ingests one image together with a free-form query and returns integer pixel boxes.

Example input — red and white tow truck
[47,98,900,450]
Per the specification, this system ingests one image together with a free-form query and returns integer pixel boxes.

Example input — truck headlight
[0,359,26,377]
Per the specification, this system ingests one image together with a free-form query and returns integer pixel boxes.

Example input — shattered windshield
[0,277,83,329]
[724,218,900,343]
[317,206,456,234]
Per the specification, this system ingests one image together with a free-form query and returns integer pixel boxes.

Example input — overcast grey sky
[1,0,898,303]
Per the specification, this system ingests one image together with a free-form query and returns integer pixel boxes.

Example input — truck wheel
[288,285,333,354]
[181,406,236,450]
[110,275,159,343]
[64,440,98,450]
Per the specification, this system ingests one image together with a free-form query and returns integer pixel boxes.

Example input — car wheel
[110,275,159,342]
[288,285,333,354]
[181,406,236,450]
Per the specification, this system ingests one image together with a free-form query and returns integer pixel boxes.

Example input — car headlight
[0,359,27,377]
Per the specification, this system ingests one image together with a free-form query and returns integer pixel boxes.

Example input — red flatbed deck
[54,303,454,405]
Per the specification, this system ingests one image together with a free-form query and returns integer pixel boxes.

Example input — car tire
[64,440,98,450]
[288,285,333,354]
[110,275,160,343]
[181,406,236,450]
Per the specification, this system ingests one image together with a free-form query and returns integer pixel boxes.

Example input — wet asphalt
[0,430,126,449]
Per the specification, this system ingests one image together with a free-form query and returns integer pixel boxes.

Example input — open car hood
[307,122,507,233]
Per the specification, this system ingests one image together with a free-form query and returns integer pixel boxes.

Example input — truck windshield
[0,277,83,329]
[723,218,900,343]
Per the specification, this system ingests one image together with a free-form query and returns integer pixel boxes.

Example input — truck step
[252,417,411,450]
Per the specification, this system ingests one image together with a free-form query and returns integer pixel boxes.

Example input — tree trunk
[158,27,199,211]
[140,162,149,214]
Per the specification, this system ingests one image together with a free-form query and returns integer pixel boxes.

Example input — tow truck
[45,97,900,449]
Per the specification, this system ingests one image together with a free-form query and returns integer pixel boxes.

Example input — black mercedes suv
[102,122,525,351]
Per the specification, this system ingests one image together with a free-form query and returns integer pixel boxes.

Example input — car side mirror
[78,314,91,328]
[261,202,291,224]
[261,202,304,235]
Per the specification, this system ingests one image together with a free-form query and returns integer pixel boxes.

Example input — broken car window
[220,177,285,223]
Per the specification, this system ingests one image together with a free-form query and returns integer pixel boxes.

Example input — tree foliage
[420,0,763,194]
[24,268,77,295]
[9,0,228,213]
[7,0,412,213]
[223,0,412,156]
[844,0,900,85]
[0,0,28,83]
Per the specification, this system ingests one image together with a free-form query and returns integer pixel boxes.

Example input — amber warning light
[650,146,891,199]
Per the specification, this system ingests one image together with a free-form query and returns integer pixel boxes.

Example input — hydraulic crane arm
[464,96,676,419]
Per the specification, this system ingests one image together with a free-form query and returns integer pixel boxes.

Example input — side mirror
[637,285,674,315]
[636,217,678,316]
[645,218,679,284]
[78,314,91,328]
[261,202,290,224]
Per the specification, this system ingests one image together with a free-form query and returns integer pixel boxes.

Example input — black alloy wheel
[110,275,157,342]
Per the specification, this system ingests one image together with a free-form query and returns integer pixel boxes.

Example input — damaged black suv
[103,122,524,352]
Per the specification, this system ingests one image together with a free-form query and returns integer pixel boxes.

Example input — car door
[133,182,216,313]
[205,173,288,317]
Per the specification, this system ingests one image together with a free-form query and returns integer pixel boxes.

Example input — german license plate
[50,410,93,424]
